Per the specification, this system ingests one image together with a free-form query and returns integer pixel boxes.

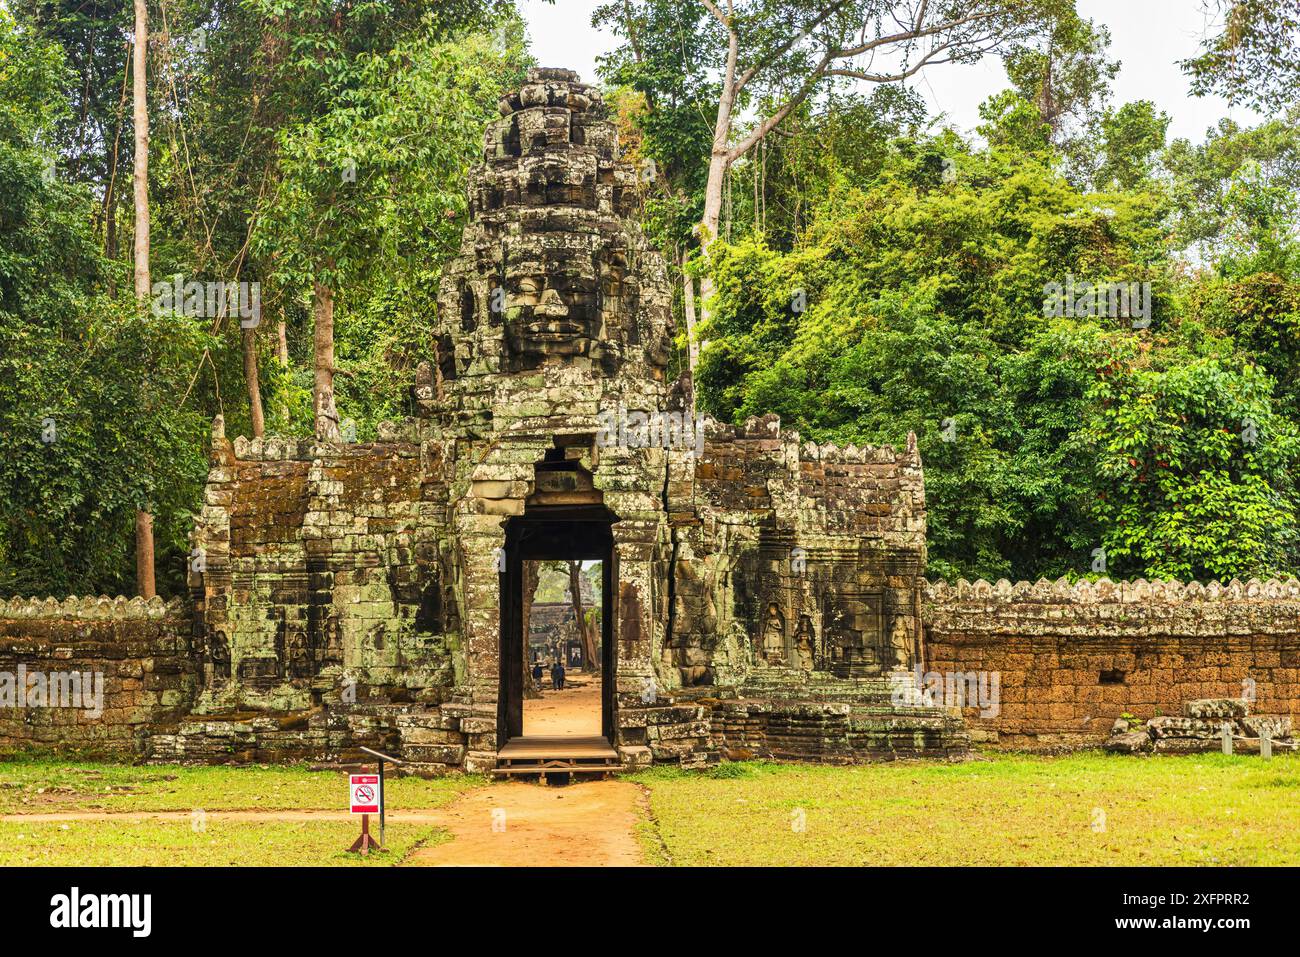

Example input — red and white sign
[350,774,380,815]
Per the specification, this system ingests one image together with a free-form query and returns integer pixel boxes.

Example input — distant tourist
[532,661,544,685]
[551,660,565,690]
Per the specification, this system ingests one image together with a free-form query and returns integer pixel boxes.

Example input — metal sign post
[358,746,404,852]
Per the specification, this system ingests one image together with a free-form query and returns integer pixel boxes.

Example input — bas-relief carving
[823,592,885,677]
[759,601,787,665]
[793,614,816,672]
[208,630,230,684]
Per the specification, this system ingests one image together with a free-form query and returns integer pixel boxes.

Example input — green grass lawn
[0,818,448,866]
[632,751,1300,866]
[0,758,480,814]
[8,751,1300,866]
[0,758,483,865]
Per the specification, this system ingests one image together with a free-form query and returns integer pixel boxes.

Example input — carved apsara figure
[888,615,913,669]
[794,614,816,672]
[760,602,786,665]
[209,630,230,683]
[286,628,314,679]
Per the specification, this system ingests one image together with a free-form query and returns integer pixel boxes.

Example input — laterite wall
[924,578,1300,747]
[0,598,195,755]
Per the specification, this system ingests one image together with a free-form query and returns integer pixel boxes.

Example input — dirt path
[5,779,651,868]
[403,780,646,867]
[0,809,446,823]
[523,676,602,735]
[5,679,649,867]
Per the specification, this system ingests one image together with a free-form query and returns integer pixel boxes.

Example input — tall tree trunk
[700,108,733,246]
[522,560,541,699]
[132,0,155,599]
[695,26,740,370]
[276,316,289,366]
[104,39,129,283]
[273,313,290,424]
[243,325,265,438]
[135,510,155,598]
[132,5,150,302]
[312,281,340,440]
[568,561,597,671]
[681,251,699,376]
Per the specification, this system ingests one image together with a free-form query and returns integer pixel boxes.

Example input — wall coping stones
[0,595,184,620]
[227,421,422,463]
[925,576,1300,605]
[701,413,921,469]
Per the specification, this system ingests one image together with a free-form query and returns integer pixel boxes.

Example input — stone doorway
[497,505,617,750]
[522,558,603,734]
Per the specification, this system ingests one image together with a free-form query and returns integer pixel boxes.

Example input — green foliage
[1183,1,1300,112]
[696,97,1300,582]
[977,90,1055,157]
[0,12,211,596]
[0,3,522,593]
[1092,101,1170,191]
[1165,114,1300,269]
[1188,273,1300,417]
[595,0,716,248]
[252,20,526,436]
[1085,356,1299,580]
[4,0,131,188]
[1003,11,1118,143]
[729,86,931,248]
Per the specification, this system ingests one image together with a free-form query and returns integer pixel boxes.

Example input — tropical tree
[1184,1,1300,111]
[1084,356,1299,580]
[0,10,210,597]
[600,0,1071,372]
[247,3,519,439]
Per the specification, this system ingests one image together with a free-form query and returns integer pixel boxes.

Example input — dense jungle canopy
[1,0,1297,595]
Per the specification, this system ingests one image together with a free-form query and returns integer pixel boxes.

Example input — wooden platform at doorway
[494,735,621,779]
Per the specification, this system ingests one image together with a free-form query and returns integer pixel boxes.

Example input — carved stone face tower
[435,68,672,404]
[190,67,960,774]
[425,69,685,767]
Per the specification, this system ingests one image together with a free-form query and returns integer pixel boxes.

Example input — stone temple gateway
[179,68,964,771]
[7,69,1291,767]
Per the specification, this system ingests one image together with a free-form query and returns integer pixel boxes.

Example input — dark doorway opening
[523,558,603,735]
[498,505,616,750]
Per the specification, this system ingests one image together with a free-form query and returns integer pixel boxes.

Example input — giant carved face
[436,71,676,388]
[502,248,601,369]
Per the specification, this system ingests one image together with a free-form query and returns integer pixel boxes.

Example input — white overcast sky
[519,0,1260,144]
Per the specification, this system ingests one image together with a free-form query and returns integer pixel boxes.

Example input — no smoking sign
[350,774,380,815]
